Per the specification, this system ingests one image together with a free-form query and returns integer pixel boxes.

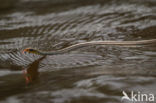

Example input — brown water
[0,0,156,103]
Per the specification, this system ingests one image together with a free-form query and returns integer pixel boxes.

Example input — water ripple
[0,1,155,74]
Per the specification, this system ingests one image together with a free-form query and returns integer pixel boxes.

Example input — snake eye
[29,49,34,51]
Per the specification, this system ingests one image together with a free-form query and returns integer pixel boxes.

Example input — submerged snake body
[38,39,156,55]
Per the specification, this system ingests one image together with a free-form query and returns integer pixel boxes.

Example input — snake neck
[37,51,62,55]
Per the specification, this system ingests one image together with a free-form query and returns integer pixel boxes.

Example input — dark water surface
[0,0,156,103]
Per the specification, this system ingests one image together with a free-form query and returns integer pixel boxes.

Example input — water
[0,0,156,103]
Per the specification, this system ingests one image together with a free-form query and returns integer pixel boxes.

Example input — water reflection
[24,56,46,84]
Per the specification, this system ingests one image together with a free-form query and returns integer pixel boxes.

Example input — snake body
[37,39,156,55]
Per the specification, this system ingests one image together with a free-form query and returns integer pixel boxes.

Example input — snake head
[22,48,39,54]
